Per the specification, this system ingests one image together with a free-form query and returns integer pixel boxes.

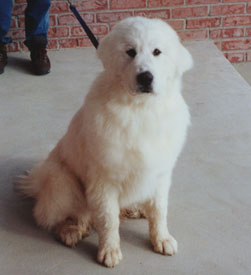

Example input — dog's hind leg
[18,158,91,247]
[55,212,92,247]
[120,204,146,219]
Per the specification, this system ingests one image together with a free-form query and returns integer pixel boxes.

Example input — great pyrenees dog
[17,17,193,267]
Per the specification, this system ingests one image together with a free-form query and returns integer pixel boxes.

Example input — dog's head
[97,17,193,96]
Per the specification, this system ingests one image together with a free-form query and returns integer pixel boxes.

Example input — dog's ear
[97,34,113,70]
[176,43,193,76]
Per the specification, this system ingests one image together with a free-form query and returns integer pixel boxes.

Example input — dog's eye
[126,49,137,58]
[153,49,161,56]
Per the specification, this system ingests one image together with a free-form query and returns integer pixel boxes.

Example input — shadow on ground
[7,55,33,75]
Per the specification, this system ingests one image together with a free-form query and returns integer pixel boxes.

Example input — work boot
[0,42,7,74]
[27,37,51,75]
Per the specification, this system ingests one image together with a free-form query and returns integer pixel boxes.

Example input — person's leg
[24,0,50,47]
[0,0,12,74]
[24,0,51,75]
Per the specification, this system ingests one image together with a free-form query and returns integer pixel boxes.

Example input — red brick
[135,9,170,19]
[178,30,208,40]
[148,0,184,8]
[224,16,251,26]
[221,28,244,38]
[8,29,25,40]
[187,18,221,29]
[224,52,245,63]
[214,41,222,50]
[247,28,251,36]
[18,17,25,28]
[47,39,58,50]
[172,6,208,19]
[59,38,78,48]
[10,17,17,29]
[111,0,146,9]
[167,20,184,30]
[75,0,108,11]
[248,4,251,13]
[71,25,108,37]
[110,23,118,30]
[77,37,94,47]
[247,52,251,62]
[210,28,244,39]
[48,27,70,38]
[50,2,69,14]
[12,4,26,16]
[49,15,57,26]
[211,4,245,16]
[187,0,220,4]
[96,11,133,23]
[58,14,94,25]
[222,39,251,50]
[223,0,248,2]
[6,42,19,52]
[89,25,109,36]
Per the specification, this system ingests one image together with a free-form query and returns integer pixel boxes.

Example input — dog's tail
[14,164,42,199]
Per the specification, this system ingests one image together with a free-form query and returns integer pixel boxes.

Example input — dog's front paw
[97,245,123,268]
[153,235,178,256]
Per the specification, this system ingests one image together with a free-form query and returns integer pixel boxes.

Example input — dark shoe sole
[34,68,50,76]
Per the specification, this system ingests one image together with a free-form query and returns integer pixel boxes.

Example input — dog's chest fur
[79,90,189,205]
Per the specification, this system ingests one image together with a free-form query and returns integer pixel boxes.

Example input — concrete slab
[1,41,251,275]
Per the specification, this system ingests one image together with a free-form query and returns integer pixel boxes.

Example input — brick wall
[7,0,251,62]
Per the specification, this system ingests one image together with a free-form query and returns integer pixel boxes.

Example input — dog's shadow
[0,157,151,261]
[7,55,33,74]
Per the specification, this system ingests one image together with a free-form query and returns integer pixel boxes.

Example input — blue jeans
[0,0,50,45]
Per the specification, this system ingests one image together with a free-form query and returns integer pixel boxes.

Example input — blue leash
[67,0,99,49]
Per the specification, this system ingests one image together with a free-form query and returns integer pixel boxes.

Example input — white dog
[17,17,193,267]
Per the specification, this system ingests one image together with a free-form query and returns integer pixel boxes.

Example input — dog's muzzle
[136,71,153,93]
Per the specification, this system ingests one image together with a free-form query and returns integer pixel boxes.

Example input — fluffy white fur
[17,17,193,267]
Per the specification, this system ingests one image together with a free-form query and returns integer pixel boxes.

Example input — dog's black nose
[136,71,153,89]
